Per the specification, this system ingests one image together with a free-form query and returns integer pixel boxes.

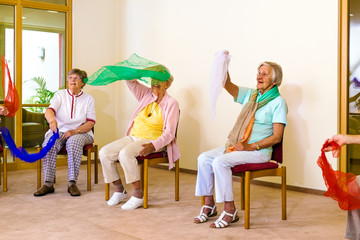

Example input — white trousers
[195,146,270,203]
[99,136,161,184]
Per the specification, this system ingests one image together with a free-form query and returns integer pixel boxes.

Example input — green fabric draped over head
[84,53,171,86]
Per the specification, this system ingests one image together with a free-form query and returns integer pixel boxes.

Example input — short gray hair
[258,61,283,87]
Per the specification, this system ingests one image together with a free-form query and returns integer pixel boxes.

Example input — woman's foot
[194,205,217,223]
[107,190,128,206]
[209,210,239,228]
[121,196,143,210]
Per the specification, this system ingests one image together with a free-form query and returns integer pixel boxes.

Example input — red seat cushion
[136,151,167,161]
[231,140,283,173]
[232,161,279,173]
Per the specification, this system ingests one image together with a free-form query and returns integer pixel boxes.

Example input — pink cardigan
[126,80,180,169]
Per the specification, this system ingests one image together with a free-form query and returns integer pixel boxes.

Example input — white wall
[73,0,339,191]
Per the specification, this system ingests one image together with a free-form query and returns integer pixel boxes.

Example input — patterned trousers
[42,131,94,183]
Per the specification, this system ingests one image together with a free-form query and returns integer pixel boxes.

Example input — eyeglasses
[68,75,82,81]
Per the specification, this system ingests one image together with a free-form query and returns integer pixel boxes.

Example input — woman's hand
[49,119,58,133]
[0,106,8,116]
[226,142,254,153]
[139,143,155,157]
[61,129,78,140]
[323,135,349,158]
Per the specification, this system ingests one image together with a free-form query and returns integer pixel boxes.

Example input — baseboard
[151,164,326,196]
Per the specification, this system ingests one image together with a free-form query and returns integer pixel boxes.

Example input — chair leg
[87,149,91,191]
[175,159,179,201]
[143,159,149,209]
[201,196,205,206]
[0,152,2,186]
[105,183,110,201]
[140,163,144,191]
[282,166,287,220]
[37,158,42,190]
[3,149,7,192]
[244,171,251,229]
[94,145,98,184]
[240,176,245,210]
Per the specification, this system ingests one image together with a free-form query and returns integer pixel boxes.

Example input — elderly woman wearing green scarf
[194,61,288,228]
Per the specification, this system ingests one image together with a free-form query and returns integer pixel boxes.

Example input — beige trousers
[99,136,160,184]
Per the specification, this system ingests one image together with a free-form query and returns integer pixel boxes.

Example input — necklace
[147,103,158,117]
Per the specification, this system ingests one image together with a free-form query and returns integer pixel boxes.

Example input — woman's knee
[66,137,84,149]
[197,152,213,168]
[99,147,107,161]
[118,147,136,164]
[212,157,226,170]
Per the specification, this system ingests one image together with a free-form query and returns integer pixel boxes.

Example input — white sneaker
[107,190,128,206]
[121,196,143,210]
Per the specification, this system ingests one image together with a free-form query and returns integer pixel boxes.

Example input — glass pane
[28,0,66,6]
[22,8,66,148]
[348,0,360,174]
[22,8,66,109]
[0,4,15,161]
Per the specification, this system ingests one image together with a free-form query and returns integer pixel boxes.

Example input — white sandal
[210,210,239,228]
[194,205,217,223]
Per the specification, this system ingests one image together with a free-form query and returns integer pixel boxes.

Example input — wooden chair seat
[232,161,279,172]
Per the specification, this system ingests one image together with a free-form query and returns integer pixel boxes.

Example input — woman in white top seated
[34,69,96,197]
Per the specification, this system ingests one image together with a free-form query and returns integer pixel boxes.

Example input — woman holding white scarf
[194,59,288,228]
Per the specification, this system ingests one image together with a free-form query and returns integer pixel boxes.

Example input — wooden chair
[105,152,180,208]
[231,140,286,229]
[37,143,99,191]
[0,146,8,192]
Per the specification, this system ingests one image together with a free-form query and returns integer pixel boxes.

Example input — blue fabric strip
[1,127,59,162]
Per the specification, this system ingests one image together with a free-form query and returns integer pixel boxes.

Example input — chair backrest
[271,140,283,164]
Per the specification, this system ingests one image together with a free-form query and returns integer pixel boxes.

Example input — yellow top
[130,102,163,140]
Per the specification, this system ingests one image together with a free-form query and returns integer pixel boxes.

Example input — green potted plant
[24,76,56,113]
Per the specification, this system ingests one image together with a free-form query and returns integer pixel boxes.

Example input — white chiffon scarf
[209,50,231,120]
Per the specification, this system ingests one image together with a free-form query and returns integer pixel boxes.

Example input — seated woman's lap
[198,146,270,169]
[100,135,162,161]
[42,131,93,154]
[66,133,94,150]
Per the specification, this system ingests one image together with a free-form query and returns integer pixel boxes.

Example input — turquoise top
[235,86,288,158]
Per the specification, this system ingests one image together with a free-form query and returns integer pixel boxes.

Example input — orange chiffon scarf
[1,56,19,117]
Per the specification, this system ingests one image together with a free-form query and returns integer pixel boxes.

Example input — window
[0,0,71,168]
